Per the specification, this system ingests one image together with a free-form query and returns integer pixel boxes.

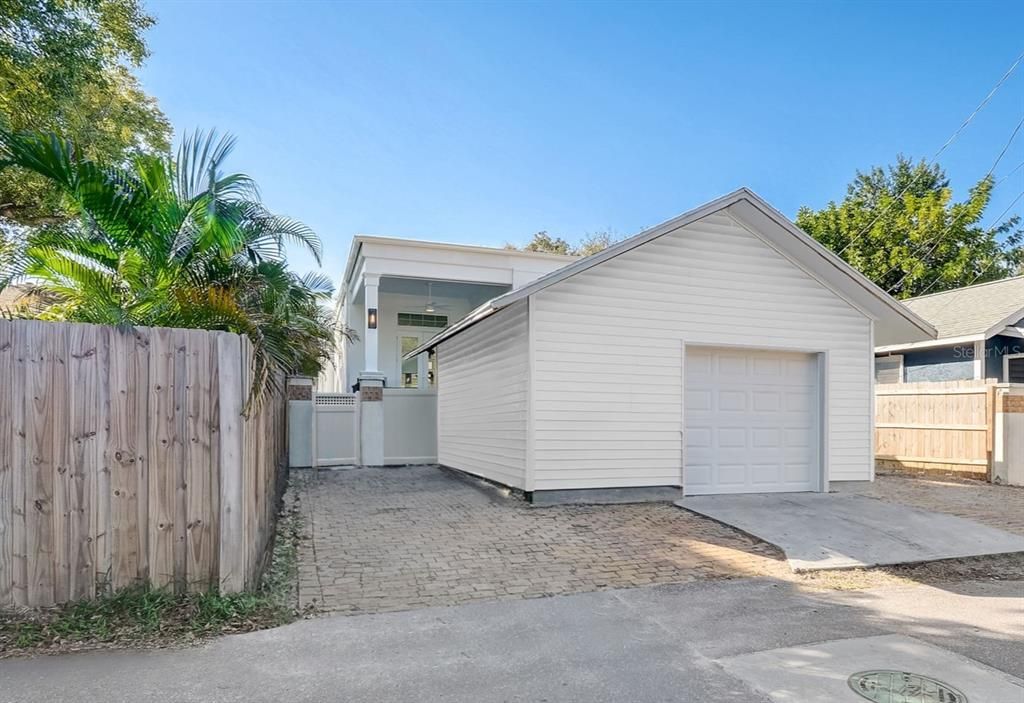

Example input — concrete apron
[676,492,1024,571]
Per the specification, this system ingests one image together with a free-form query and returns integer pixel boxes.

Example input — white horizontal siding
[436,301,529,488]
[531,209,873,491]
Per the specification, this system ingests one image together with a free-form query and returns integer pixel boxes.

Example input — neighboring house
[405,188,934,501]
[874,276,1024,384]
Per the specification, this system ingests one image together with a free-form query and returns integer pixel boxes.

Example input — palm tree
[0,129,341,404]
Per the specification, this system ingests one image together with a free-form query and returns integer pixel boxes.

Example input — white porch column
[358,273,385,465]
[364,273,380,373]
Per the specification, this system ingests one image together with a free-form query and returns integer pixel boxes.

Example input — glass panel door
[400,336,420,388]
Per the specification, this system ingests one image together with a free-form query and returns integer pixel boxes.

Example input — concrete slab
[676,493,1024,571]
[718,634,1024,703]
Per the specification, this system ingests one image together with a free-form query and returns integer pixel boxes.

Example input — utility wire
[837,49,1024,257]
[881,104,1024,296]
[989,113,1024,174]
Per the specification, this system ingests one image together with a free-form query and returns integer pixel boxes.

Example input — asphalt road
[1,577,1021,702]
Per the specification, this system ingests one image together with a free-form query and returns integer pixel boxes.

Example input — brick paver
[291,466,784,613]
[291,467,1024,614]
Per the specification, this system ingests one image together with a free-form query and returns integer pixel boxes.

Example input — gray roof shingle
[902,276,1024,339]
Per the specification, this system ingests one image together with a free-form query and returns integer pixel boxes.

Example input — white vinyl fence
[288,387,438,468]
[383,389,437,465]
[312,392,359,466]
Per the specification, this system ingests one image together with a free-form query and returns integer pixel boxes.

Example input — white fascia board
[361,255,515,286]
[999,326,1024,339]
[983,306,1024,339]
[341,234,577,291]
[874,333,986,354]
[355,235,579,262]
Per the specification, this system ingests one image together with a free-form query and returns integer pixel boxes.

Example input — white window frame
[1005,353,1024,384]
[874,354,904,384]
[397,333,427,390]
[395,312,448,390]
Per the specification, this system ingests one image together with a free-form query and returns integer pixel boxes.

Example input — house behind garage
[407,188,935,502]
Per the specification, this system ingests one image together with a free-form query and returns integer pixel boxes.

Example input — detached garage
[406,189,935,502]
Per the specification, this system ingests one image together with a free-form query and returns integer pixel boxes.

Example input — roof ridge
[905,274,1024,302]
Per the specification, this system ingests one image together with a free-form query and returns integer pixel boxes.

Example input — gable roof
[900,276,1024,339]
[405,188,936,359]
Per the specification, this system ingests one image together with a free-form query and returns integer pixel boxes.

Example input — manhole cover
[848,670,967,702]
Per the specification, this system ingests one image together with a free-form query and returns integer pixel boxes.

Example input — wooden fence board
[217,333,246,593]
[66,324,100,600]
[107,328,143,590]
[91,327,111,595]
[185,329,217,591]
[147,327,178,590]
[9,321,28,606]
[25,322,56,606]
[0,322,13,604]
[172,332,188,594]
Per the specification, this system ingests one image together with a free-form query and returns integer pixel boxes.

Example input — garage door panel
[752,428,781,448]
[685,389,712,411]
[717,464,747,486]
[685,347,820,495]
[750,463,782,485]
[718,390,747,411]
[752,391,781,412]
[718,427,747,448]
[686,464,713,488]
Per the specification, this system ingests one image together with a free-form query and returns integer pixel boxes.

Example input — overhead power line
[837,49,1024,257]
[885,110,1024,296]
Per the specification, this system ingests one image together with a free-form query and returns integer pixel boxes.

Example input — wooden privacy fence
[875,380,996,477]
[0,320,286,608]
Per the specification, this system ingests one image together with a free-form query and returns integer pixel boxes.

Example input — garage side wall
[529,211,873,491]
[436,301,529,489]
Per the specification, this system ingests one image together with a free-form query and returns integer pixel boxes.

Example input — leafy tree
[575,230,615,257]
[0,129,341,402]
[0,0,170,224]
[508,229,619,256]
[797,157,1023,298]
[521,231,573,255]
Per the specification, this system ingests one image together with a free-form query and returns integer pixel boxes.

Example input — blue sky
[140,1,1024,279]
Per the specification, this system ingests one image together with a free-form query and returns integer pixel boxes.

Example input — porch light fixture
[367,307,378,329]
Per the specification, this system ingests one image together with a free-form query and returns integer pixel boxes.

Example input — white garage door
[684,347,820,495]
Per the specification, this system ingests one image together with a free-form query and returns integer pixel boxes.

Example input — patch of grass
[1,494,304,657]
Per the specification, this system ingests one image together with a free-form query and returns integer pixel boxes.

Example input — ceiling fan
[421,282,452,313]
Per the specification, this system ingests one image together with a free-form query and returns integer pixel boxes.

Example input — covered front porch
[344,275,510,393]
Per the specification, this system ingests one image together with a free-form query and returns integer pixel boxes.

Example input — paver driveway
[290,466,1024,614]
[291,466,783,613]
